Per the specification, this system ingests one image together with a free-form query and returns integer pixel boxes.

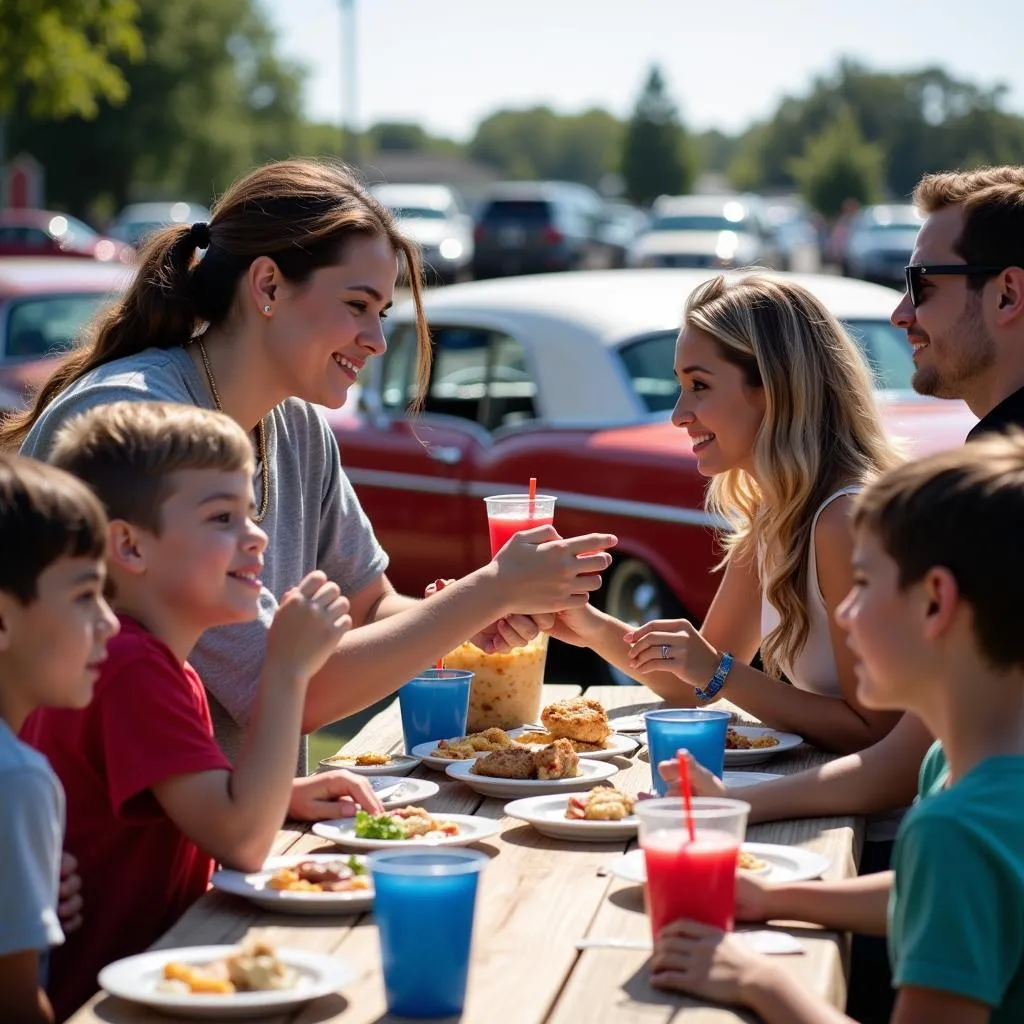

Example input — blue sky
[262,0,1024,140]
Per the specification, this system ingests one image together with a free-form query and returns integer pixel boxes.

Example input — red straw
[528,477,537,519]
[677,751,696,843]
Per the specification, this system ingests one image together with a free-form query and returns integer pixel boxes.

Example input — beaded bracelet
[695,651,734,703]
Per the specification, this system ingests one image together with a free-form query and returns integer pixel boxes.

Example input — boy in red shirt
[23,401,376,1019]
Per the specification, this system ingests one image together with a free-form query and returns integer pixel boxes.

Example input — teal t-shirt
[889,742,1024,1020]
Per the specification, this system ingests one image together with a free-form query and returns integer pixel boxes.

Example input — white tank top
[759,486,860,696]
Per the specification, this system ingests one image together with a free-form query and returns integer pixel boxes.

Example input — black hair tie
[189,221,211,250]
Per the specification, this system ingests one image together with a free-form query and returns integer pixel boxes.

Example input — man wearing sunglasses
[664,165,1024,1022]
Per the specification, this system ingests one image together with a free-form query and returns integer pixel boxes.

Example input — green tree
[789,106,885,218]
[0,0,143,119]
[9,0,305,217]
[621,65,696,206]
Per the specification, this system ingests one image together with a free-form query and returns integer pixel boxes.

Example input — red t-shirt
[21,616,231,1021]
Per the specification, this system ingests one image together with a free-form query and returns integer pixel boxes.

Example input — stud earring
[263,304,272,315]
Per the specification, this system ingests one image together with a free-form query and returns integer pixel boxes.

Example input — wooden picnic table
[68,683,863,1023]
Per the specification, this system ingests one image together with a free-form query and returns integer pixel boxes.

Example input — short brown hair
[0,454,107,603]
[49,402,254,534]
[853,431,1024,671]
[913,166,1024,285]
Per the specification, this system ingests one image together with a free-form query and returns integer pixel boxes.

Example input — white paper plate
[722,771,784,789]
[98,944,354,1019]
[317,752,418,777]
[504,794,637,841]
[606,843,830,886]
[724,727,803,766]
[311,812,500,851]
[211,854,374,915]
[445,757,618,798]
[369,776,439,808]
[412,731,637,770]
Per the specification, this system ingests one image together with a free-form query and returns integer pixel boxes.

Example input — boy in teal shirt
[651,432,1024,1023]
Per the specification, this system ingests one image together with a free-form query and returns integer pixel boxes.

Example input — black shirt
[966,385,1024,441]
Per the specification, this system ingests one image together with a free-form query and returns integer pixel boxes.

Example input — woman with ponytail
[8,159,614,783]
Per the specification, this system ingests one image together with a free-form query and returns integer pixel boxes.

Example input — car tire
[599,556,684,686]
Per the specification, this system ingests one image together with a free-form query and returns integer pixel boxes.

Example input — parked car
[0,257,132,413]
[596,202,649,269]
[629,195,782,270]
[0,209,133,264]
[842,204,924,285]
[370,183,473,284]
[471,181,604,278]
[763,198,822,273]
[108,201,213,249]
[324,269,975,680]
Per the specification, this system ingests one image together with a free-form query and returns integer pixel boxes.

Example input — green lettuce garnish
[354,810,409,840]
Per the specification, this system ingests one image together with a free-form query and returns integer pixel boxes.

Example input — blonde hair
[686,274,902,678]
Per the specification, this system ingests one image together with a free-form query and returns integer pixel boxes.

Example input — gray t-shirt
[0,720,65,960]
[22,345,389,767]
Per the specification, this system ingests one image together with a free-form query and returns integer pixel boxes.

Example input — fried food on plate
[514,730,606,752]
[565,786,635,821]
[737,849,769,873]
[322,751,392,766]
[533,738,580,780]
[433,727,514,759]
[726,728,780,750]
[541,697,611,745]
[471,745,537,779]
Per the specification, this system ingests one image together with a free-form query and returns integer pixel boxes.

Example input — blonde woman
[554,274,903,754]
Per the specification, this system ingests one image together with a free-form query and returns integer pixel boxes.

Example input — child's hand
[623,619,719,685]
[266,571,352,683]
[650,919,771,1007]
[288,770,384,820]
[58,852,83,934]
[492,525,616,613]
[658,750,728,799]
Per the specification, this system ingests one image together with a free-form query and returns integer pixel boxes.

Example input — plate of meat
[211,854,374,914]
[446,739,618,798]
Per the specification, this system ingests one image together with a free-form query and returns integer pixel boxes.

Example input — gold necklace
[197,339,270,523]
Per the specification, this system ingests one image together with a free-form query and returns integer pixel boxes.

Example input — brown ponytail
[0,159,431,451]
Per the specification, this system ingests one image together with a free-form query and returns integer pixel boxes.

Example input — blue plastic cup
[370,849,488,1018]
[398,668,473,752]
[644,709,731,793]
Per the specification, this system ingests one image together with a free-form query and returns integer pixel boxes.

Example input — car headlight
[439,239,464,261]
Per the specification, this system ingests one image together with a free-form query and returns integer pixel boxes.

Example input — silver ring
[660,644,670,660]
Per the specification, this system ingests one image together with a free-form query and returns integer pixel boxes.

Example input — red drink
[643,828,740,934]
[487,514,554,557]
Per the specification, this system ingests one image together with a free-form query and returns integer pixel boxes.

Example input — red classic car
[0,257,133,412]
[0,209,133,263]
[325,268,976,672]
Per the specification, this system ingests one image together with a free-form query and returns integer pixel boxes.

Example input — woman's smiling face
[671,325,766,478]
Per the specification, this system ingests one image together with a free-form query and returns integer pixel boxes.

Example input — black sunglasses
[904,263,1008,307]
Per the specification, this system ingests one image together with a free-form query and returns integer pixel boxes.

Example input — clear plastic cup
[636,797,750,935]
[370,849,488,1018]
[442,635,549,731]
[484,493,556,556]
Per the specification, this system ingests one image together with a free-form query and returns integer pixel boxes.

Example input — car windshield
[650,215,748,233]
[4,293,113,360]
[617,320,916,414]
[482,200,551,223]
[390,206,449,220]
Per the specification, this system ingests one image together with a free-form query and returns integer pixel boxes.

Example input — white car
[629,195,781,270]
[370,183,474,284]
